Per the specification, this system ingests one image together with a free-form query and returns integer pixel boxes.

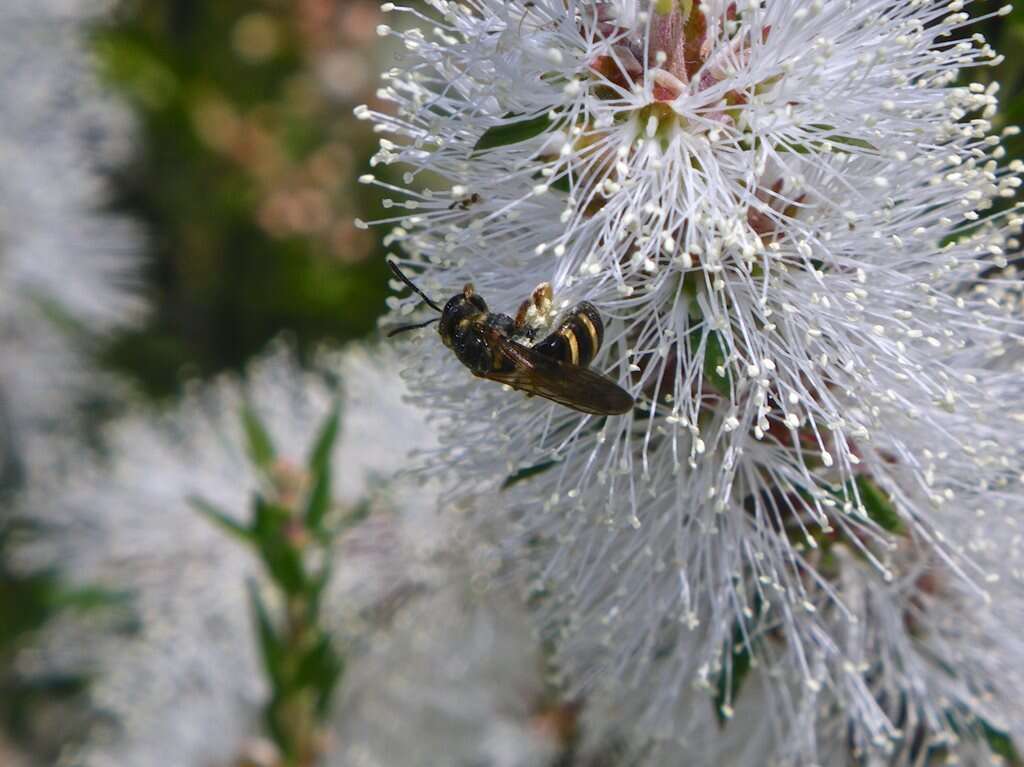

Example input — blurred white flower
[0,1,143,479]
[363,0,1024,760]
[19,339,589,767]
[333,579,567,767]
[16,344,442,767]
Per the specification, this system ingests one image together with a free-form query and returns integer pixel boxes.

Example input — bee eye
[458,329,491,373]
[469,294,488,313]
[465,330,486,354]
[443,294,464,316]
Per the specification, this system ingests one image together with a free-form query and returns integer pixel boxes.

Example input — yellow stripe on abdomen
[560,328,579,366]
[576,311,600,364]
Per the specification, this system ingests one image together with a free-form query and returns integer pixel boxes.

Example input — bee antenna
[386,317,440,338]
[387,259,443,312]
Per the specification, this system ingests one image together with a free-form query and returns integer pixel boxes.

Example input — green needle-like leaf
[713,597,762,726]
[547,172,574,194]
[48,586,129,612]
[713,636,752,727]
[248,580,284,688]
[251,498,307,594]
[980,719,1022,765]
[303,464,332,531]
[307,404,341,475]
[778,125,878,155]
[241,406,276,472]
[703,331,731,395]
[252,495,287,538]
[294,634,345,715]
[474,113,552,152]
[261,542,307,597]
[854,476,903,534]
[192,496,254,544]
[503,460,558,489]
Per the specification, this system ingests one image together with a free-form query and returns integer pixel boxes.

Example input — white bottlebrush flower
[14,343,442,767]
[363,0,1024,760]
[0,1,143,477]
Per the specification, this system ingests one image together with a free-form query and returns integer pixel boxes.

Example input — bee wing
[482,333,634,416]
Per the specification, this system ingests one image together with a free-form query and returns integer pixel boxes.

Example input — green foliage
[242,404,279,471]
[249,580,287,689]
[192,497,255,543]
[937,709,1024,766]
[548,171,575,194]
[980,718,1022,766]
[818,476,903,536]
[713,640,751,727]
[93,0,391,398]
[967,6,1024,162]
[773,124,877,155]
[502,459,559,489]
[712,600,759,727]
[474,113,554,152]
[0,521,128,652]
[852,476,903,535]
[0,521,128,759]
[702,331,731,395]
[307,406,340,476]
[194,405,350,766]
[295,634,345,718]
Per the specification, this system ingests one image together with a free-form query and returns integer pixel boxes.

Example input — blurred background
[1,2,1022,766]
[96,0,392,397]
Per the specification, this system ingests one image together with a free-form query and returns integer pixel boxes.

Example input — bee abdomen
[533,301,604,368]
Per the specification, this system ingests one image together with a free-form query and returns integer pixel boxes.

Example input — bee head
[438,283,488,347]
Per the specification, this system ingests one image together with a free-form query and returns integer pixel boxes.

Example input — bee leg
[514,298,531,331]
[514,282,554,338]
[532,282,553,307]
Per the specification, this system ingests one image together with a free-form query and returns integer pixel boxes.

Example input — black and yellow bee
[386,260,634,416]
